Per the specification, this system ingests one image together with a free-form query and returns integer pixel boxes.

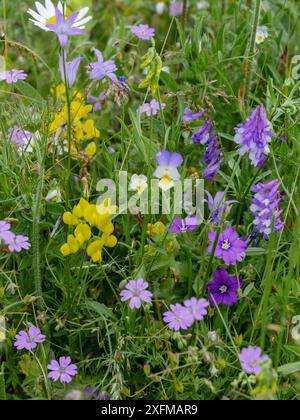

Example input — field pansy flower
[154,150,183,191]
[256,26,269,44]
[129,175,148,195]
[14,326,46,351]
[28,0,92,32]
[131,24,156,41]
[0,69,27,84]
[48,356,78,383]
[147,222,166,237]
[120,278,153,309]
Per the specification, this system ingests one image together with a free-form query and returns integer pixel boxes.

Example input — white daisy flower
[27,0,92,32]
[256,26,269,45]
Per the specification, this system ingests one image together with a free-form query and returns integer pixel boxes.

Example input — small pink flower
[0,69,27,84]
[14,326,46,351]
[48,357,78,383]
[8,235,31,253]
[120,278,152,309]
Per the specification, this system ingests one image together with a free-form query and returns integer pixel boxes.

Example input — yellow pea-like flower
[60,243,71,256]
[67,235,80,253]
[75,223,92,245]
[147,221,166,237]
[103,234,118,248]
[63,211,78,225]
[85,142,97,158]
[73,198,90,218]
[87,240,103,263]
[82,120,100,140]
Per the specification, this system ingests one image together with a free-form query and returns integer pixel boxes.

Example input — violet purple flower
[208,227,248,265]
[87,48,118,84]
[8,126,33,147]
[250,180,284,239]
[139,99,166,117]
[120,278,153,309]
[206,268,242,306]
[239,346,269,376]
[167,216,199,234]
[183,108,207,123]
[59,54,81,88]
[87,92,106,111]
[153,150,183,190]
[131,24,156,41]
[14,326,46,351]
[234,105,274,167]
[47,8,84,48]
[169,2,184,16]
[48,356,78,383]
[184,297,209,321]
[0,69,27,84]
[163,303,194,331]
[7,235,31,253]
[0,221,14,244]
[205,191,237,226]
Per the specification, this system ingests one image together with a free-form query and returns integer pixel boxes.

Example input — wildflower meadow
[0,0,300,402]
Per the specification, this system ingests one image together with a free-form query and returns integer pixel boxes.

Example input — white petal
[73,16,93,28]
[27,9,46,23]
[29,19,48,31]
[34,2,49,18]
[76,7,89,21]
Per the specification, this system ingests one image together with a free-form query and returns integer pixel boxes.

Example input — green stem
[244,0,261,104]
[30,351,51,400]
[0,364,6,401]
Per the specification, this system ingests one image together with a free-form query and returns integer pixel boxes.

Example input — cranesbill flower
[14,326,46,351]
[87,48,118,84]
[233,105,274,167]
[48,356,78,383]
[163,303,194,331]
[27,1,92,32]
[250,180,284,239]
[206,268,242,306]
[0,221,14,244]
[131,24,156,41]
[139,99,166,117]
[184,297,209,321]
[8,235,31,253]
[47,8,84,49]
[169,2,184,16]
[208,227,248,265]
[167,216,199,234]
[120,279,153,309]
[154,150,183,191]
[0,69,27,84]
[183,108,207,123]
[59,54,81,88]
[87,92,106,111]
[239,346,269,376]
[205,191,237,226]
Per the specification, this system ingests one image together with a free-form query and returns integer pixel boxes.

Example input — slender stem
[0,364,6,401]
[244,0,261,104]
[30,351,51,400]
[2,0,8,58]
[62,50,72,204]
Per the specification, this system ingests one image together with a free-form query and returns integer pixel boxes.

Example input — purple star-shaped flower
[167,216,199,234]
[87,48,118,84]
[47,8,84,49]
[183,108,207,123]
[239,346,269,376]
[48,356,78,383]
[163,303,194,331]
[7,234,31,253]
[184,297,209,321]
[206,268,242,306]
[131,24,156,41]
[120,278,153,309]
[208,226,248,265]
[0,69,27,84]
[14,326,46,351]
[0,221,14,244]
[205,191,237,226]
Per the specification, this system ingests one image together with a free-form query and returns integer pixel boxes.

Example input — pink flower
[131,24,155,41]
[120,278,152,309]
[48,356,78,383]
[14,326,46,351]
[0,69,27,84]
[8,235,31,253]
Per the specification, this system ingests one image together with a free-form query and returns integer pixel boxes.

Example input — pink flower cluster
[0,220,31,253]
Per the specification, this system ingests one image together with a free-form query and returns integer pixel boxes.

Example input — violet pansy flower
[153,150,183,191]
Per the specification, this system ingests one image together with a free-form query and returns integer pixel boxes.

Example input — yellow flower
[96,198,118,217]
[71,102,92,123]
[87,240,103,263]
[60,235,80,256]
[63,211,79,225]
[147,221,166,237]
[83,120,100,140]
[85,142,97,158]
[75,223,92,245]
[73,198,90,218]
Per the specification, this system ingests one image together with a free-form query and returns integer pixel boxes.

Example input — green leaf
[278,362,300,375]
[246,247,267,257]
[15,81,45,103]
[160,71,178,93]
[86,301,117,321]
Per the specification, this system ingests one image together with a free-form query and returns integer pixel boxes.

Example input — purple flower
[208,227,248,265]
[0,221,14,244]
[167,216,199,234]
[48,356,78,383]
[239,346,269,376]
[131,24,156,41]
[203,159,223,180]
[87,48,118,84]
[206,268,242,306]
[169,2,184,16]
[0,69,27,84]
[120,278,153,309]
[184,297,209,321]
[234,105,274,167]
[250,180,284,239]
[139,99,166,117]
[205,191,237,226]
[47,8,84,49]
[192,118,212,145]
[183,108,207,123]
[85,386,110,400]
[14,326,46,351]
[7,235,31,253]
[87,92,106,111]
[8,126,33,147]
[59,54,81,88]
[153,150,183,190]
[163,303,194,331]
